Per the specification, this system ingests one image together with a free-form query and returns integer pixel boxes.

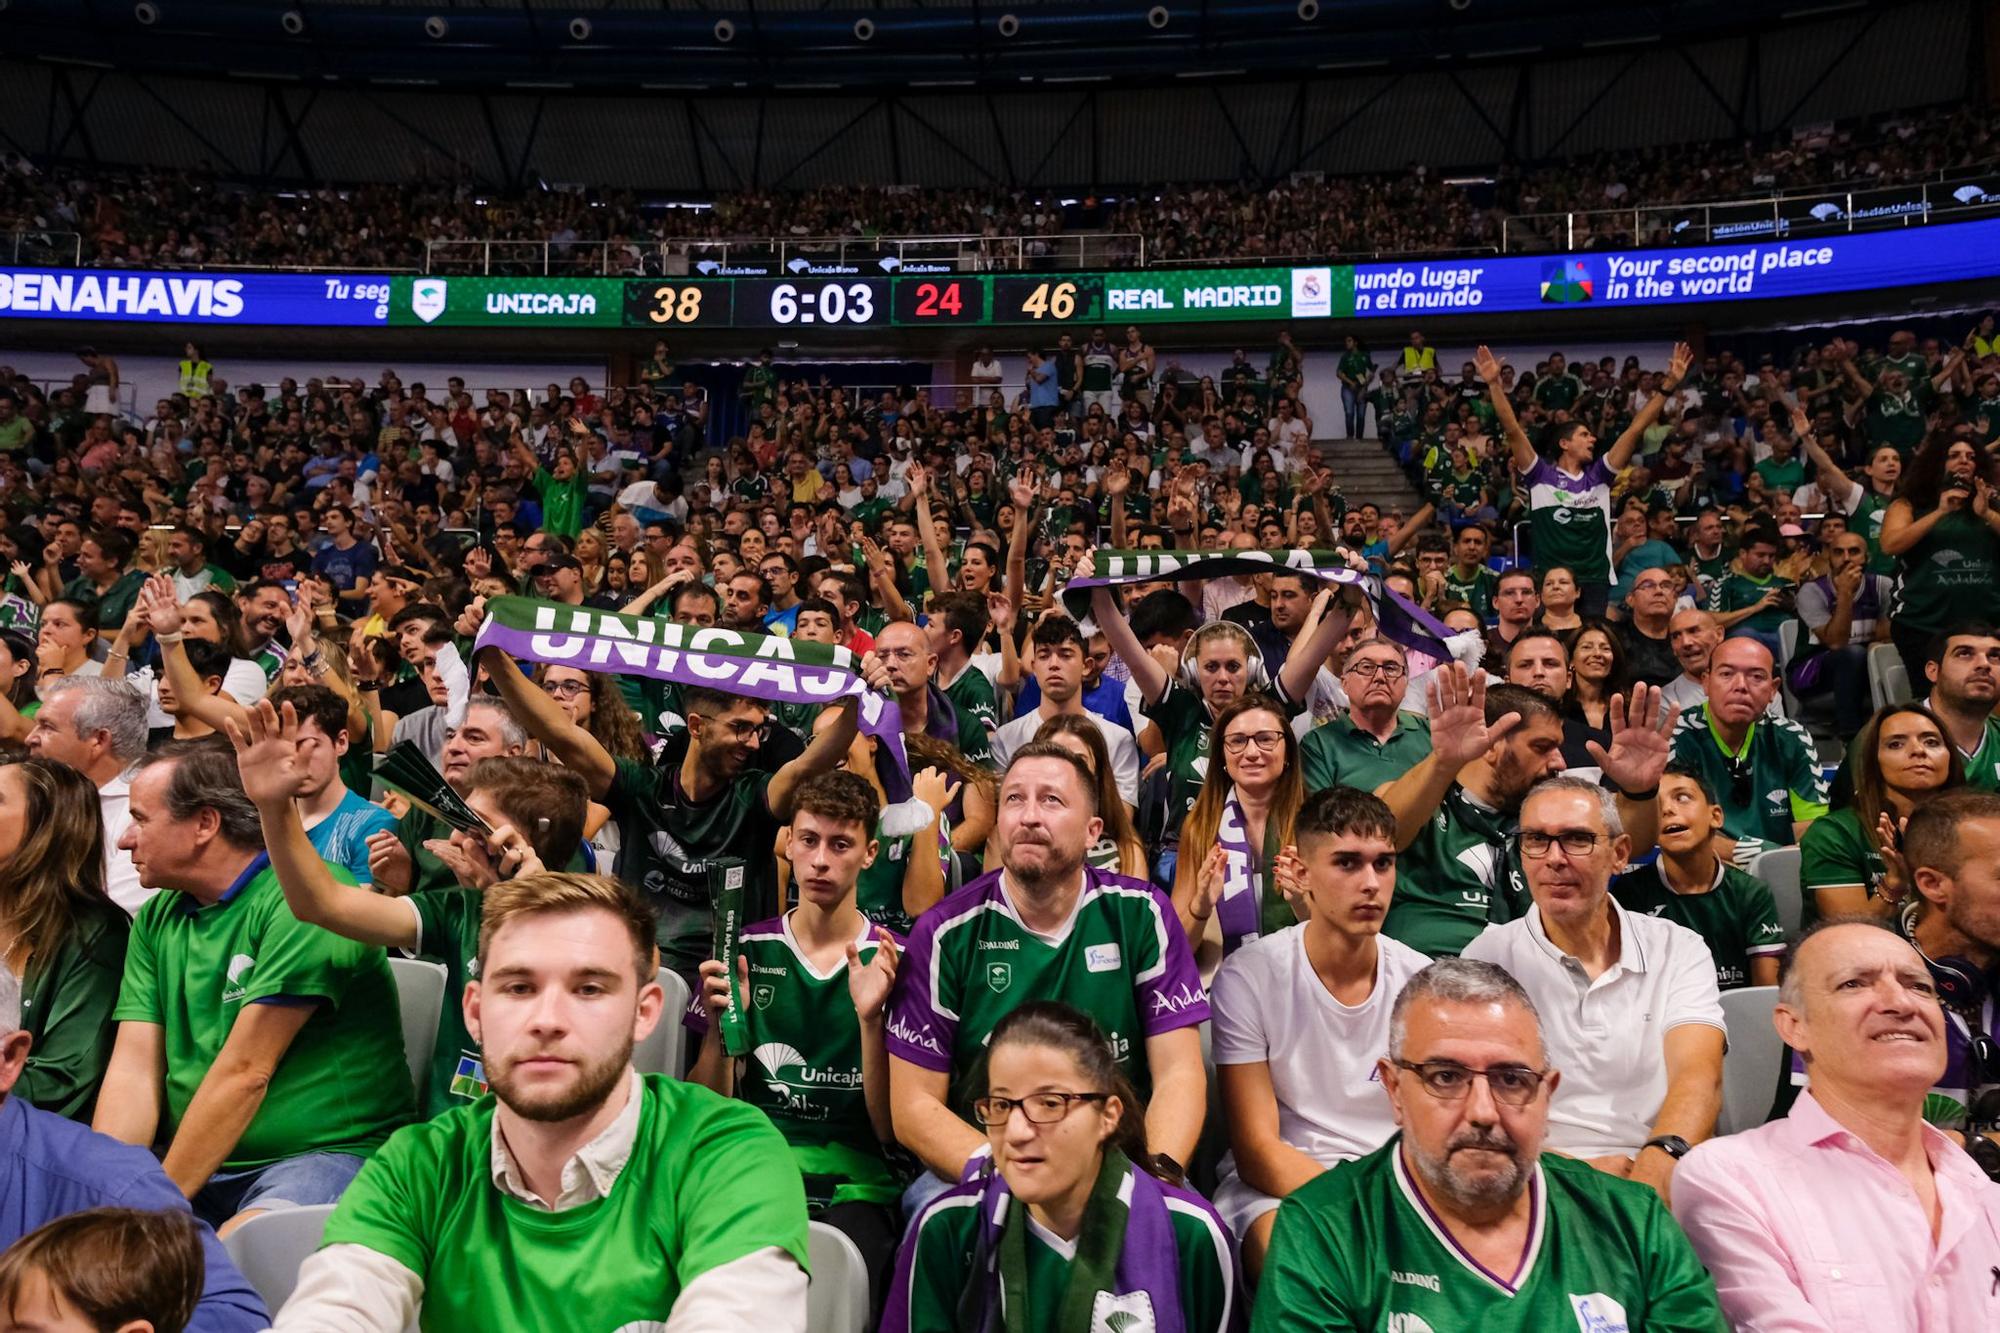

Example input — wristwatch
[1642,1134,1691,1160]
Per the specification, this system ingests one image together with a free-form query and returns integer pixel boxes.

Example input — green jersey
[1386,784,1528,957]
[1141,683,1214,833]
[1959,714,2000,791]
[1888,507,2000,635]
[1688,543,1735,589]
[113,857,412,1169]
[741,363,777,407]
[529,465,587,539]
[1706,569,1788,635]
[1300,712,1432,796]
[686,912,900,1210]
[855,824,950,938]
[408,887,485,1118]
[1864,388,1929,454]
[1533,372,1583,413]
[939,663,999,743]
[605,760,784,980]
[1668,706,1828,847]
[1797,806,1888,926]
[1519,457,1616,584]
[1611,860,1785,990]
[321,1074,810,1331]
[1443,564,1499,621]
[1255,1139,1730,1332]
[1849,489,1896,574]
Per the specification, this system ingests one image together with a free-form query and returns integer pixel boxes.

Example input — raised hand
[1588,681,1680,795]
[1103,467,1131,498]
[985,591,1015,635]
[1007,473,1036,510]
[1876,812,1912,903]
[464,546,493,580]
[1665,341,1693,387]
[136,576,184,638]
[1426,663,1521,772]
[366,829,415,897]
[911,766,962,817]
[858,648,893,693]
[905,466,929,501]
[223,698,315,808]
[1473,345,1504,385]
[847,928,900,1023]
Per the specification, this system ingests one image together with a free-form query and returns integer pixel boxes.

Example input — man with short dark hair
[758,552,803,636]
[276,872,810,1330]
[264,684,397,886]
[1708,521,1790,657]
[310,506,377,617]
[924,590,997,741]
[1254,958,1727,1329]
[1897,788,2000,1125]
[1465,777,1725,1197]
[991,617,1141,810]
[1675,918,2000,1330]
[1919,625,2000,789]
[1485,568,1539,662]
[721,571,770,634]
[93,741,412,1234]
[60,528,146,637]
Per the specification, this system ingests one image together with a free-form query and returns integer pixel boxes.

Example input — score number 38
[643,285,706,325]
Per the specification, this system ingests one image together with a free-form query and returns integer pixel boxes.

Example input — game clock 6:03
[743,279,887,327]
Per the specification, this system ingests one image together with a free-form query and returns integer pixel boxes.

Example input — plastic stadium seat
[222,1203,337,1314]
[1754,846,1804,940]
[1777,621,1801,715]
[633,966,693,1076]
[1868,642,1912,709]
[1716,986,1783,1134]
[387,958,447,1107]
[807,1220,872,1333]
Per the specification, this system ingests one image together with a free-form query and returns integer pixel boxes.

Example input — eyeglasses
[1519,830,1606,858]
[1631,578,1675,594]
[541,679,588,700]
[1222,730,1286,755]
[972,1092,1109,1127]
[1392,1060,1550,1106]
[703,717,771,743]
[1344,660,1407,681]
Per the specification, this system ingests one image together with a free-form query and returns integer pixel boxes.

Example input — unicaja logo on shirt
[1090,1292,1155,1332]
[986,962,1013,994]
[1387,1315,1436,1333]
[221,954,255,1003]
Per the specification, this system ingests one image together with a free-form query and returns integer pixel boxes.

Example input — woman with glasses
[882,1001,1239,1333]
[533,663,647,869]
[1176,695,1309,975]
[1800,704,1963,925]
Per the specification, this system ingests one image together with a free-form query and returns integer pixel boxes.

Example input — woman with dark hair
[1561,618,1630,766]
[0,629,37,745]
[0,756,130,1119]
[1176,694,1308,974]
[1031,713,1147,879]
[1800,703,1962,925]
[1880,432,2000,680]
[1534,565,1584,636]
[883,1001,1239,1333]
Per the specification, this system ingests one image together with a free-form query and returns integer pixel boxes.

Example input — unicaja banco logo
[411,279,448,324]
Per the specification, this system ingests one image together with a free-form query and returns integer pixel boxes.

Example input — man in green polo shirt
[59,528,147,638]
[91,740,412,1234]
[1441,524,1500,622]
[1668,638,1827,849]
[274,871,811,1330]
[1302,639,1431,795]
[508,426,588,540]
[1255,957,1729,1330]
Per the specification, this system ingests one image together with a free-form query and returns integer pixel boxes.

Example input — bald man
[1668,637,1826,848]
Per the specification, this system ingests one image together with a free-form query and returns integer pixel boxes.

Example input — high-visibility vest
[177,359,213,398]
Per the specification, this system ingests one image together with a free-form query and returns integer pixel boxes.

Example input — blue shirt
[310,540,378,596]
[1013,674,1138,735]
[1028,361,1061,409]
[307,789,400,885]
[0,1094,267,1331]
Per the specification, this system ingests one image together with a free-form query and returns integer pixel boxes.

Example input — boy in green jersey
[232,697,588,1119]
[690,770,906,1306]
[92,741,413,1234]
[1611,767,1785,990]
[280,871,812,1330]
[1255,958,1729,1331]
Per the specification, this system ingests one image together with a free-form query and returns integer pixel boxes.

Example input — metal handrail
[421,232,1146,276]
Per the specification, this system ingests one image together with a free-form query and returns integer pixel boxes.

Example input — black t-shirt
[1617,621,1680,687]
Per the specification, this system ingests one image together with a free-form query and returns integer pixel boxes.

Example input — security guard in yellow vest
[177,341,212,398]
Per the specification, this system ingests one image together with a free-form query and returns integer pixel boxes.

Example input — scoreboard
[386,267,1316,330]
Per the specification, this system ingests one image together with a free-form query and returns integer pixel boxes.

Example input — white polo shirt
[1462,895,1724,1158]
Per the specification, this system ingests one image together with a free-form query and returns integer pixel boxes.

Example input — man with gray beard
[1252,958,1728,1330]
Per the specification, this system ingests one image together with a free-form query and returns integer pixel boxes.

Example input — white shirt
[274,1070,807,1332]
[1210,925,1427,1166]
[1462,896,1724,1157]
[990,706,1142,809]
[97,765,149,915]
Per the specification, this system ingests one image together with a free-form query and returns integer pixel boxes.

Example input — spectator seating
[387,957,447,1108]
[1868,643,1914,711]
[632,967,693,1078]
[806,1221,873,1333]
[1753,847,1805,940]
[1715,986,1784,1135]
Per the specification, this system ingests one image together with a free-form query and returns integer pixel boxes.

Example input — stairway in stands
[1315,437,1427,523]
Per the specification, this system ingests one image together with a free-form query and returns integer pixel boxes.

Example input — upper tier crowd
[0,307,1996,1330]
[0,100,1991,272]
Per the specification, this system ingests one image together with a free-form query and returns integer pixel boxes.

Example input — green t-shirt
[1611,860,1786,990]
[899,1177,1236,1333]
[606,760,783,980]
[1254,1138,1729,1332]
[1960,714,2000,791]
[1533,373,1583,413]
[690,913,899,1210]
[855,824,949,939]
[1300,711,1432,796]
[408,888,485,1119]
[1797,806,1888,927]
[1864,388,1929,454]
[1385,784,1528,957]
[1442,564,1499,620]
[1888,508,2000,635]
[61,569,148,633]
[939,664,999,744]
[1706,569,1788,635]
[1141,683,1213,835]
[741,364,777,406]
[1668,707,1829,847]
[530,465,588,539]
[17,898,128,1121]
[1850,489,1897,575]
[1753,455,1806,493]
[320,1074,811,1330]
[113,858,413,1169]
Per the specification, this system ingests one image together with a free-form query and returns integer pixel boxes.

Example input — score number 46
[1020,281,1078,320]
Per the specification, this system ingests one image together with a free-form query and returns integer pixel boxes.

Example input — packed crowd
[1,100,1988,272]
[0,308,1996,1330]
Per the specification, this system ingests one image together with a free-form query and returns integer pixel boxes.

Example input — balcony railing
[421,232,1145,276]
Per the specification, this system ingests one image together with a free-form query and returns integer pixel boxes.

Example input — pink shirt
[1672,1089,2000,1332]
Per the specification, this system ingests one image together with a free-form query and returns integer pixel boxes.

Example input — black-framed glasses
[1222,731,1286,755]
[1392,1060,1550,1106]
[541,679,588,700]
[1519,830,1606,858]
[1344,659,1408,681]
[972,1092,1109,1127]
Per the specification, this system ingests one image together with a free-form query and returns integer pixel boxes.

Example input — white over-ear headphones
[1177,620,1270,695]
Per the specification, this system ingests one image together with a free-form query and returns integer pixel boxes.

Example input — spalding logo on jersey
[1570,1292,1631,1333]
[1091,1291,1155,1332]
